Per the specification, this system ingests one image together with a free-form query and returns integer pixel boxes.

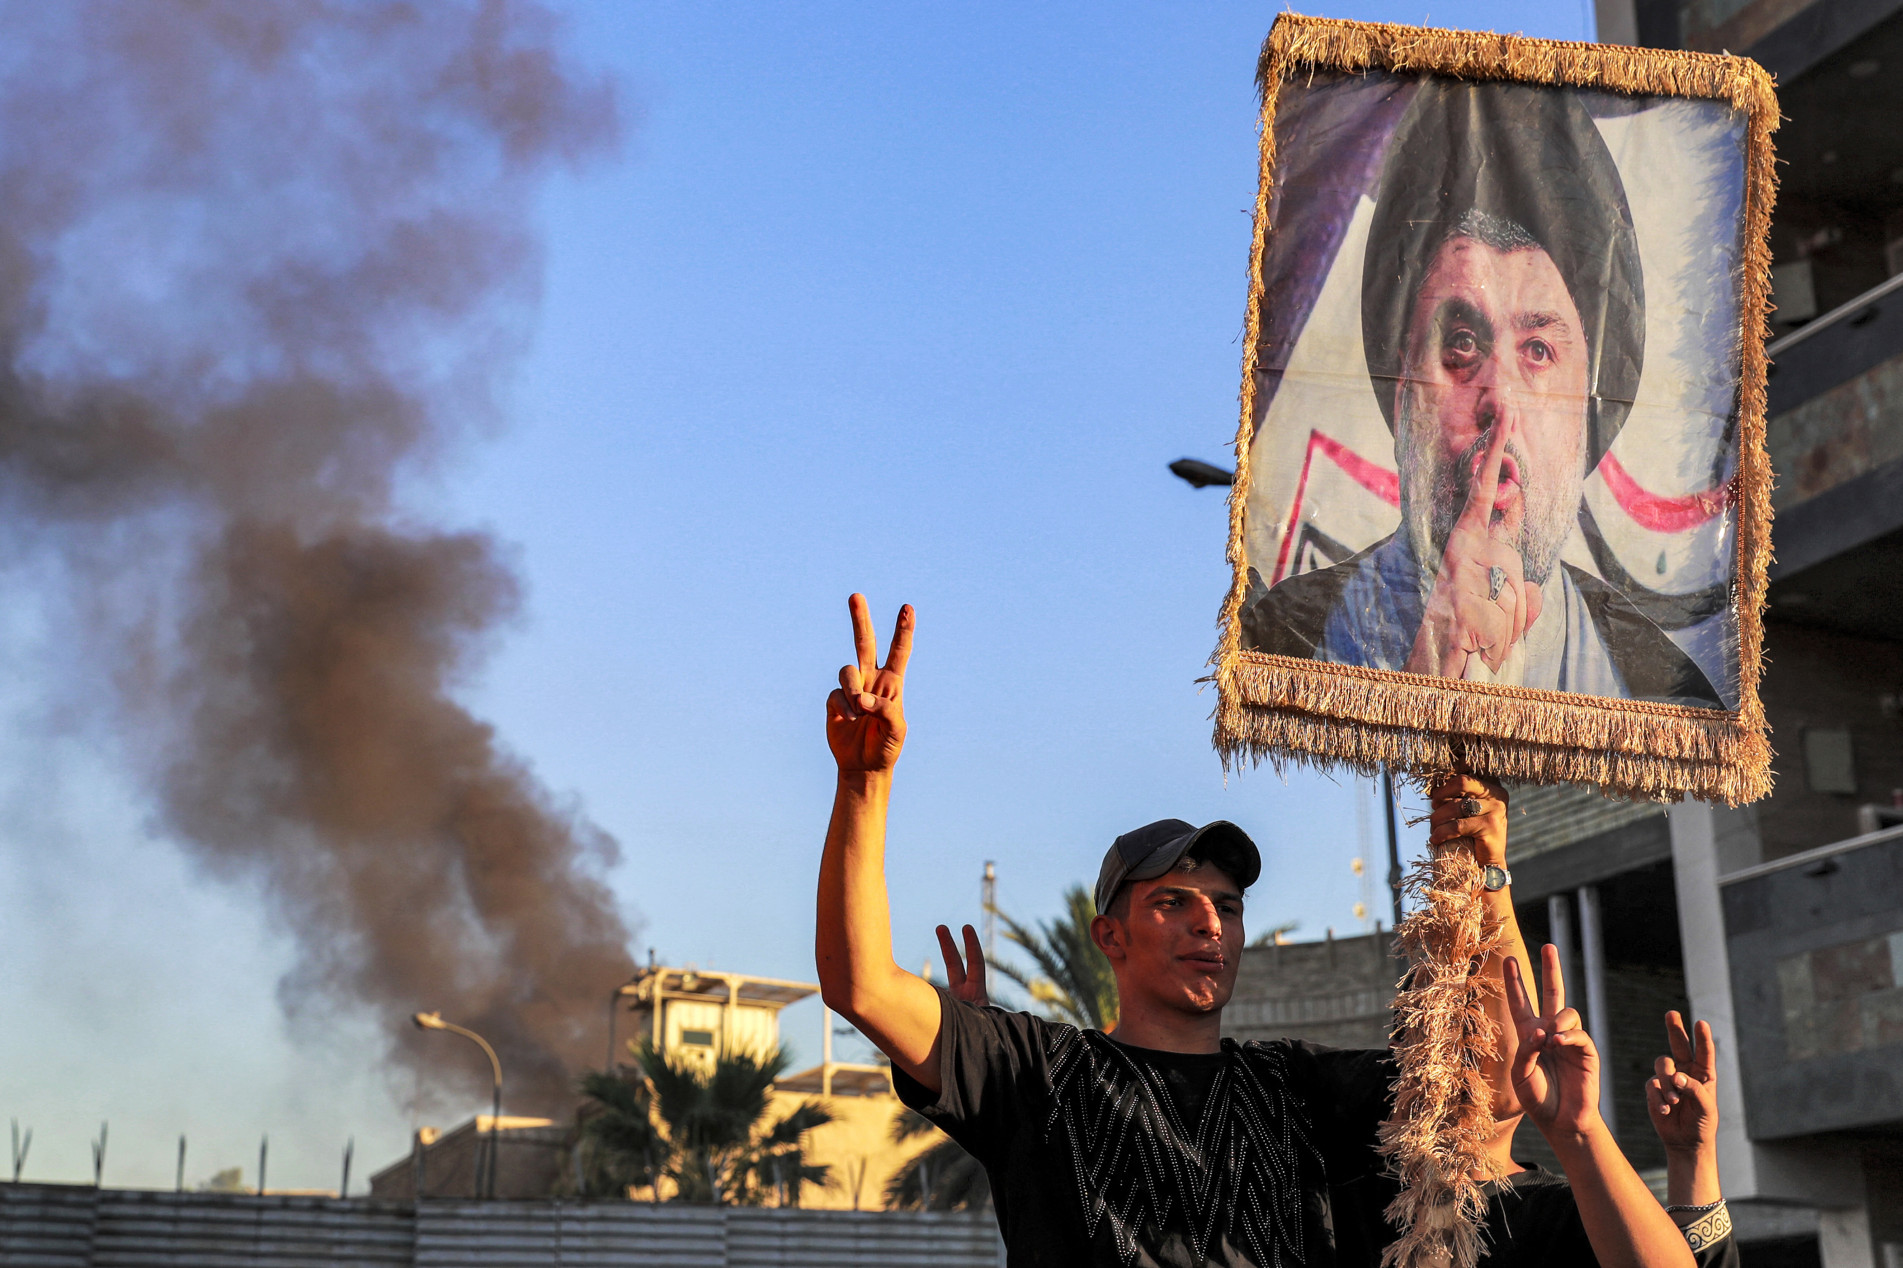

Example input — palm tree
[576,1044,832,1206]
[991,884,1119,1030]
[882,1108,990,1212]
[575,1067,664,1197]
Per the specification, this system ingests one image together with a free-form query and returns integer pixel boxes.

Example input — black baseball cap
[1093,819,1262,916]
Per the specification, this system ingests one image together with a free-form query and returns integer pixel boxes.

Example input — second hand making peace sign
[1505,943,1600,1135]
[1405,420,1545,681]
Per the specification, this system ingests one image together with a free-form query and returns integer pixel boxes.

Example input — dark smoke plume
[0,2,635,1112]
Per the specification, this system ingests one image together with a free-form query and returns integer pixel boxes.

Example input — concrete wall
[1222,931,1395,1051]
[1722,832,1903,1139]
[0,1183,1004,1268]
[764,1089,932,1213]
[1755,623,1903,862]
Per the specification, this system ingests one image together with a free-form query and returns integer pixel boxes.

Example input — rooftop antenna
[258,1135,268,1197]
[10,1119,29,1183]
[341,1137,354,1199]
[176,1135,186,1192]
[982,861,997,962]
[91,1122,107,1187]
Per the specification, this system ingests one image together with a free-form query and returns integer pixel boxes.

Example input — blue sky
[0,0,1593,1193]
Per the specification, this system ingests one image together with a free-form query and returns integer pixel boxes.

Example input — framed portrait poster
[1213,16,1778,804]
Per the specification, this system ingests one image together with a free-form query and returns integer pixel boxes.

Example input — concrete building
[1507,7,1903,1264]
[371,964,933,1210]
[368,1117,567,1202]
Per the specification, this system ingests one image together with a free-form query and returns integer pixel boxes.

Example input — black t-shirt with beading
[891,987,1396,1268]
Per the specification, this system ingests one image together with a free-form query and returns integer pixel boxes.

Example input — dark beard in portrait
[1395,382,1586,591]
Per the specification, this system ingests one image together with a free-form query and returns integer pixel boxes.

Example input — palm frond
[1248,919,1301,947]
[889,1106,938,1144]
[574,1069,662,1195]
[761,1101,832,1146]
[992,884,1118,1030]
[883,1137,990,1211]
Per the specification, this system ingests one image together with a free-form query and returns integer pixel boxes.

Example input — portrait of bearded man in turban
[1240,80,1721,708]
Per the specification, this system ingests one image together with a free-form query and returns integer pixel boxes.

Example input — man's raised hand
[1506,943,1603,1138]
[1425,773,1508,865]
[826,594,913,775]
[936,923,991,1008]
[1647,1011,1718,1153]
[1405,421,1544,679]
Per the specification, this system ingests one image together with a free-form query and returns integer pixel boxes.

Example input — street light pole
[1382,769,1404,930]
[413,1012,504,1199]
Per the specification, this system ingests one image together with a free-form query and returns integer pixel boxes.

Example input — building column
[821,1002,834,1097]
[1668,800,1869,1235]
[1575,884,1616,1133]
[1668,800,1759,1193]
[1547,892,1578,1004]
[724,977,739,1053]
[1819,1205,1876,1268]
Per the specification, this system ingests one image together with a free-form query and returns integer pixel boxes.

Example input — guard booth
[609,963,931,1211]
[613,965,816,1070]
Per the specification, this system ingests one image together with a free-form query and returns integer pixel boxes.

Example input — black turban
[1360,79,1644,470]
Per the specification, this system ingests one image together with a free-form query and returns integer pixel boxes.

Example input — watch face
[1482,865,1509,891]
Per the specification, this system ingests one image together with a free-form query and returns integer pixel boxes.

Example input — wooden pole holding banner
[1379,769,1506,1268]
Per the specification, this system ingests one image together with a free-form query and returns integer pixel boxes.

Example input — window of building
[1803,726,1858,794]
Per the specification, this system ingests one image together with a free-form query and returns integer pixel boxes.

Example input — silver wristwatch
[1481,864,1512,892]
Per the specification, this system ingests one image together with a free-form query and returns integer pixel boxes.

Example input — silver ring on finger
[1460,796,1483,819]
[1487,565,1507,602]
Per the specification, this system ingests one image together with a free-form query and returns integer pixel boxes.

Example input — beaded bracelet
[1665,1199,1725,1214]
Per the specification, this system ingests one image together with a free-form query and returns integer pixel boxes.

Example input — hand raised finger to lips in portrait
[1408,422,1545,676]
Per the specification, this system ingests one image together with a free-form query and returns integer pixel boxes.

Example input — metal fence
[0,1185,1004,1267]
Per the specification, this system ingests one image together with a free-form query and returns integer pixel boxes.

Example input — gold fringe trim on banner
[1218,653,1771,804]
[1379,844,1509,1268]
[1211,12,1779,807]
[1256,13,1779,114]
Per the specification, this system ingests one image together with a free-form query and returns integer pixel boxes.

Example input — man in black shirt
[934,921,1722,1268]
[816,594,1534,1266]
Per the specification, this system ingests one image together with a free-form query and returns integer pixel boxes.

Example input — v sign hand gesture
[1646,1011,1717,1154]
[826,594,913,775]
[936,923,990,1008]
[1504,948,1698,1268]
[1506,943,1603,1140]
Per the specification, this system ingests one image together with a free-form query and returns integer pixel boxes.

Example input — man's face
[1394,235,1591,586]
[1093,859,1244,1018]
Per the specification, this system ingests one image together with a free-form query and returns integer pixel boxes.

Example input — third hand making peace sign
[1505,943,1602,1138]
[826,593,914,776]
[1405,419,1545,681]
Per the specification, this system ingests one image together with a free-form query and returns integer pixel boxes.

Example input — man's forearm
[1480,885,1537,1117]
[815,771,943,1081]
[1550,1124,1695,1268]
[817,771,899,1014]
[1664,1144,1722,1209]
